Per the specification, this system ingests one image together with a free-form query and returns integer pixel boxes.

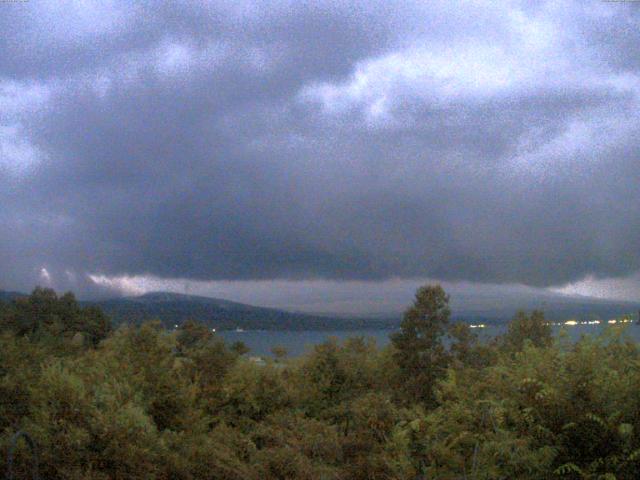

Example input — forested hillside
[0,290,400,331]
[2,286,640,479]
[93,292,399,331]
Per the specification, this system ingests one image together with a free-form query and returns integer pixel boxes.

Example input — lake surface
[219,322,640,357]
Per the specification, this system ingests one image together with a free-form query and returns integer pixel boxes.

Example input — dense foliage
[1,287,640,479]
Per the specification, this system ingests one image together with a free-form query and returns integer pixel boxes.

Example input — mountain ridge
[2,289,639,330]
[90,291,395,331]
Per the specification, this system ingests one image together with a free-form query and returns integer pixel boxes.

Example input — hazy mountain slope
[2,289,639,330]
[71,291,640,328]
[451,290,640,323]
[0,290,26,302]
[91,292,396,331]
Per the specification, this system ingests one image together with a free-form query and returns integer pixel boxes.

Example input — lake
[219,321,640,357]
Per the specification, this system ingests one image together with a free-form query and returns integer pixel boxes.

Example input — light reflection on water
[219,323,640,357]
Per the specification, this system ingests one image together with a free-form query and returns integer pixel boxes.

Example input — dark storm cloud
[1,0,640,295]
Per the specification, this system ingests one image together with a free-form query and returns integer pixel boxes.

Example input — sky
[1,0,640,314]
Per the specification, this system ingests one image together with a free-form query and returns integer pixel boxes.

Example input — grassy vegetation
[2,286,640,479]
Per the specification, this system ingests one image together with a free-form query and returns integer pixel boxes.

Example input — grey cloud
[1,0,640,298]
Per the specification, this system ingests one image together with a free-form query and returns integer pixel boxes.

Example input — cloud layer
[1,0,640,298]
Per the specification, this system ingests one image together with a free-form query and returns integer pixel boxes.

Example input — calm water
[219,322,640,357]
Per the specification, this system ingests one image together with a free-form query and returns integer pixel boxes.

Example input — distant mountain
[90,291,397,331]
[2,288,640,330]
[0,290,26,302]
[450,290,640,324]
[85,290,640,329]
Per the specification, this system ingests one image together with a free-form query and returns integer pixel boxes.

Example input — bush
[2,285,640,479]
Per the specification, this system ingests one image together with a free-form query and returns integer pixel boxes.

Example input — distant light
[564,320,578,326]
[212,328,216,332]
[608,319,617,324]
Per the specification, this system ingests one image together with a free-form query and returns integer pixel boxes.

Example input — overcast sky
[1,1,639,313]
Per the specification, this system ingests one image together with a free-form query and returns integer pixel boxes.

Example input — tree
[230,341,250,356]
[0,288,112,345]
[8,287,58,335]
[448,322,478,366]
[78,305,112,346]
[176,319,213,352]
[271,345,288,362]
[502,310,552,351]
[391,284,451,406]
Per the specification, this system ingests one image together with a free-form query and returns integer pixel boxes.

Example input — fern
[554,462,584,476]
[626,448,640,462]
[585,413,607,429]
